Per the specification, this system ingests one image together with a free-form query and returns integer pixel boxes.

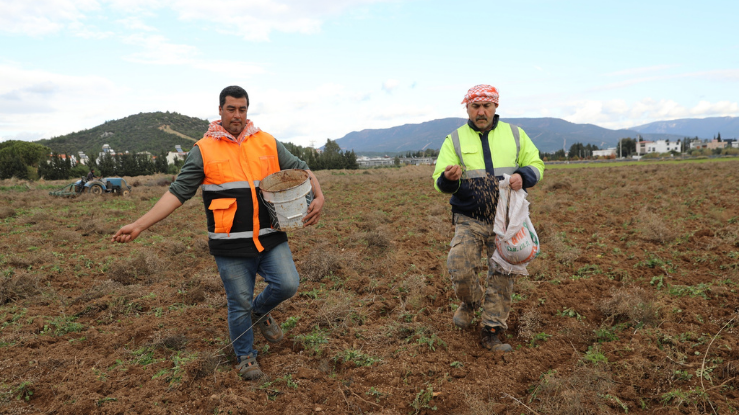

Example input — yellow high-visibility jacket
[432,116,544,222]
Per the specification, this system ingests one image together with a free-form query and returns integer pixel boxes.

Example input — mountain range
[333,116,738,153]
[33,113,737,156]
[632,116,739,138]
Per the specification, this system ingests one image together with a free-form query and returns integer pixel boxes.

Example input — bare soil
[1,160,738,414]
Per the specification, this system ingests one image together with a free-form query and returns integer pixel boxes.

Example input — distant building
[593,148,617,157]
[167,145,189,165]
[47,153,77,164]
[636,140,652,155]
[77,151,89,165]
[706,139,727,150]
[96,144,116,163]
[638,139,680,154]
[357,156,394,167]
[398,157,436,165]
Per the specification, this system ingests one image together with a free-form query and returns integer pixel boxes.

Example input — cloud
[698,69,739,81]
[0,0,100,36]
[121,34,265,75]
[562,98,739,129]
[370,104,435,121]
[593,68,739,92]
[0,131,46,142]
[161,0,392,42]
[121,34,200,65]
[1,0,390,41]
[68,21,115,39]
[0,63,126,139]
[382,79,400,93]
[116,16,157,31]
[604,65,680,77]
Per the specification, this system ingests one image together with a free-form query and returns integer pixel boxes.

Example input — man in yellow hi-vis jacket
[432,85,544,352]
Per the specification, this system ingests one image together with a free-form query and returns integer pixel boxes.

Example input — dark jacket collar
[467,114,499,133]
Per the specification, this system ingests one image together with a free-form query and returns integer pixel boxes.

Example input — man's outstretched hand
[112,223,142,243]
[110,191,183,244]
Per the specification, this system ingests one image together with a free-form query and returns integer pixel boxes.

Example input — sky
[1,0,738,148]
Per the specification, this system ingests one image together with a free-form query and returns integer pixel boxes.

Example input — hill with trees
[35,111,209,157]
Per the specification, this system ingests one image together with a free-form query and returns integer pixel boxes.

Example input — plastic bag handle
[504,187,511,230]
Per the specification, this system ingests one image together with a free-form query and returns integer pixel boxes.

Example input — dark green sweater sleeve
[168,146,205,204]
[276,140,309,170]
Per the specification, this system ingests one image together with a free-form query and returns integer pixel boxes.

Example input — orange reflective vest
[195,131,284,256]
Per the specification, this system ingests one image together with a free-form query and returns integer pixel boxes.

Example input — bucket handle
[285,213,304,220]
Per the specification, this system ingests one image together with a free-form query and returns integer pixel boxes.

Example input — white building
[166,145,188,165]
[593,148,617,157]
[357,156,394,167]
[638,139,680,154]
[95,144,116,163]
[398,157,436,165]
[77,151,89,165]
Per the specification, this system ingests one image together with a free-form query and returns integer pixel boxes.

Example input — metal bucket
[260,169,312,230]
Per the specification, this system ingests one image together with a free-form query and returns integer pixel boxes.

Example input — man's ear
[218,106,223,116]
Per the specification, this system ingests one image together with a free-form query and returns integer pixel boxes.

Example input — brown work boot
[480,326,512,352]
[236,354,264,380]
[252,312,284,343]
[453,302,476,329]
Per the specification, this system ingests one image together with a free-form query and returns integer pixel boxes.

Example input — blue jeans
[214,242,299,358]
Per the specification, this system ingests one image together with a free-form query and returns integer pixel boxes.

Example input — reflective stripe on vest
[450,124,520,179]
[201,181,260,192]
[208,228,279,240]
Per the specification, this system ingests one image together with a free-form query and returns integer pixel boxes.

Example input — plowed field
[1,160,738,414]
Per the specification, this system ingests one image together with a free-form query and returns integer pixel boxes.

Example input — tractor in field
[49,177,132,197]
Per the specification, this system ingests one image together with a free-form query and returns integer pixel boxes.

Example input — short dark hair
[219,86,249,107]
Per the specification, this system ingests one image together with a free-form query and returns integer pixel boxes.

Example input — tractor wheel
[122,189,131,197]
[90,185,103,195]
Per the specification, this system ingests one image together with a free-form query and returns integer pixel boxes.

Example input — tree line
[539,136,738,161]
[282,139,358,170]
[1,137,360,182]
[403,149,439,158]
[0,139,179,181]
[0,141,54,180]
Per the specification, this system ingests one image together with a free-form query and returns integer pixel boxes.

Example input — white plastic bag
[490,175,540,275]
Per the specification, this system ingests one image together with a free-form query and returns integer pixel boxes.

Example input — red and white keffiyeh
[461,84,499,105]
[203,119,260,144]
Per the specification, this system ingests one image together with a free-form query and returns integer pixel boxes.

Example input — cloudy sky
[1,0,737,147]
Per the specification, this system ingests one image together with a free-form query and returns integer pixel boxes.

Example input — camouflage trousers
[447,213,514,330]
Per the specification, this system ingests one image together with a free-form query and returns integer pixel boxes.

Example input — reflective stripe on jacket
[432,119,544,222]
[196,131,285,256]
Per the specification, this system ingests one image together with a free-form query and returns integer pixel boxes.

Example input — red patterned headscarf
[461,84,499,106]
